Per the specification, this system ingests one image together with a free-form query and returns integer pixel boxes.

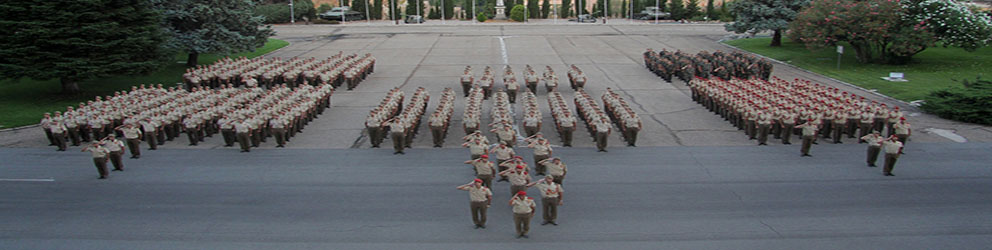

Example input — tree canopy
[725,0,810,46]
[153,0,274,67]
[0,0,171,94]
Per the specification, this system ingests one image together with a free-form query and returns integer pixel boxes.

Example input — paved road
[2,143,992,249]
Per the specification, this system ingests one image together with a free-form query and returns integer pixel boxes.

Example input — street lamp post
[441,0,446,24]
[654,0,659,24]
[472,0,477,23]
[289,0,295,24]
[366,0,372,25]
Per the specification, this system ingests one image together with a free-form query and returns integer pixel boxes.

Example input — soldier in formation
[567,64,586,90]
[388,87,429,154]
[460,66,474,97]
[687,77,907,149]
[463,87,485,135]
[503,66,520,103]
[526,134,553,175]
[480,66,494,99]
[882,135,904,176]
[645,49,773,83]
[456,178,493,229]
[464,155,498,188]
[575,90,612,152]
[547,92,576,147]
[524,65,540,94]
[521,91,542,137]
[602,88,642,147]
[429,88,456,147]
[526,175,563,226]
[543,66,559,92]
[366,88,404,148]
[488,91,516,147]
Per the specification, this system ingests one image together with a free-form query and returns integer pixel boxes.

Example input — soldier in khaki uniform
[389,119,407,155]
[861,131,884,167]
[82,143,111,179]
[500,165,532,197]
[235,119,252,152]
[509,191,536,238]
[117,123,142,158]
[464,155,497,188]
[49,121,68,151]
[892,118,911,150]
[462,138,489,160]
[538,157,567,184]
[102,135,126,171]
[526,135,552,175]
[881,136,903,176]
[798,119,817,157]
[527,175,563,226]
[457,179,493,229]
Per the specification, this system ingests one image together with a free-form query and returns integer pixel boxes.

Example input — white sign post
[836,45,844,70]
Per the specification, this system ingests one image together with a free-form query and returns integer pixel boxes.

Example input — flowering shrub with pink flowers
[789,0,991,64]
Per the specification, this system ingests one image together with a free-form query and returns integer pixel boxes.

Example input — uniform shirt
[85,146,111,158]
[122,127,141,139]
[511,197,535,214]
[861,134,884,147]
[468,142,487,155]
[545,161,566,176]
[800,123,817,136]
[234,122,250,133]
[532,143,551,156]
[466,185,492,202]
[472,160,495,176]
[534,181,562,198]
[894,122,911,135]
[882,140,903,154]
[493,147,514,160]
[103,139,125,152]
[507,170,531,186]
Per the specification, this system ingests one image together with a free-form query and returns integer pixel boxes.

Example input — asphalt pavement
[2,142,991,249]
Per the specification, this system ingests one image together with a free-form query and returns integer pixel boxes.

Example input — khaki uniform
[861,134,883,167]
[533,181,562,224]
[511,197,535,237]
[465,185,492,227]
[882,140,903,175]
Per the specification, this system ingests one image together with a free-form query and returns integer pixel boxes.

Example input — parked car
[570,14,597,23]
[637,7,670,20]
[405,15,424,24]
[319,7,364,21]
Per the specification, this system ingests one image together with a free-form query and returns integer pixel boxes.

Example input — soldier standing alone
[457,179,493,229]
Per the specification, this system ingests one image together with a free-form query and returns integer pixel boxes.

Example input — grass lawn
[724,38,991,102]
[0,39,289,129]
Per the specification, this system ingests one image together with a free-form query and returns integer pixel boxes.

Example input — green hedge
[256,0,317,24]
[510,5,526,22]
[921,77,992,125]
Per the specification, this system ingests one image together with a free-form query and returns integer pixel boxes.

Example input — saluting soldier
[861,131,884,167]
[117,123,142,158]
[881,135,903,176]
[527,175,563,226]
[526,135,552,175]
[500,165,533,197]
[798,119,817,157]
[464,155,497,188]
[456,179,493,229]
[510,191,536,238]
[102,135,126,171]
[538,157,567,184]
[892,117,911,150]
[460,66,474,97]
[82,142,111,179]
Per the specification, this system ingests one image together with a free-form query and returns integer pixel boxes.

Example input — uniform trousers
[542,197,559,223]
[781,124,795,144]
[533,154,549,175]
[236,132,251,152]
[272,128,287,147]
[595,131,609,151]
[625,127,639,146]
[391,131,406,153]
[470,201,488,226]
[801,135,814,155]
[93,157,109,178]
[126,138,141,158]
[476,174,493,188]
[514,213,533,236]
[109,150,124,170]
[883,153,899,174]
[867,146,881,166]
[560,126,574,147]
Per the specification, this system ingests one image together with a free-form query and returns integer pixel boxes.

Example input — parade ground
[2,24,991,249]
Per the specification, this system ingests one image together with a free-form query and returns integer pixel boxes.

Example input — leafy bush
[317,3,332,13]
[477,12,488,22]
[921,77,992,125]
[510,5,526,21]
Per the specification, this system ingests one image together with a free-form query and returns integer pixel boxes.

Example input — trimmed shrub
[477,12,488,22]
[510,5,526,21]
[921,77,992,125]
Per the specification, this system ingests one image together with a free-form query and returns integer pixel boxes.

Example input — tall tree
[705,0,717,20]
[464,0,475,19]
[668,0,684,19]
[541,0,551,18]
[351,0,368,18]
[724,0,809,46]
[685,0,700,19]
[621,0,628,18]
[444,0,455,18]
[374,0,384,19]
[406,0,424,16]
[633,0,644,13]
[527,0,540,18]
[154,0,274,67]
[0,0,171,94]
[388,0,399,20]
[561,0,572,17]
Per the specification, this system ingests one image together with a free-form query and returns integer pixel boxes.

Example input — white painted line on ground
[0,178,55,182]
[924,128,968,143]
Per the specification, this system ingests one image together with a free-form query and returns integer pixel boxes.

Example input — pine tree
[351,0,368,18]
[442,0,453,18]
[154,0,273,67]
[726,0,810,46]
[633,0,644,14]
[621,0,628,18]
[527,0,540,18]
[0,0,171,94]
[560,0,572,17]
[541,0,551,18]
[506,0,515,14]
[685,0,700,19]
[668,0,684,20]
[592,0,601,17]
[389,0,399,20]
[705,0,716,20]
[406,0,424,17]
[374,0,384,19]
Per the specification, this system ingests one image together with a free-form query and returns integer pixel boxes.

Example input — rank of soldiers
[602,88,643,147]
[386,87,430,154]
[566,64,587,90]
[182,52,375,90]
[688,77,912,156]
[546,91,577,147]
[521,91,542,138]
[462,87,485,136]
[574,89,613,152]
[429,88,457,147]
[488,90,517,147]
[643,49,773,83]
[366,88,405,148]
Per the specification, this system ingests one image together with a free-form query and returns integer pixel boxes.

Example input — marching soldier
[893,118,911,150]
[510,191,536,238]
[527,175,563,226]
[235,119,252,152]
[881,135,903,176]
[861,131,884,167]
[524,65,539,94]
[456,179,493,229]
[464,155,497,188]
[538,157,567,184]
[526,135,552,175]
[49,121,68,151]
[462,138,489,160]
[798,119,817,157]
[461,66,474,97]
[102,135,126,171]
[500,165,532,197]
[82,142,111,179]
[389,119,407,155]
[117,123,142,158]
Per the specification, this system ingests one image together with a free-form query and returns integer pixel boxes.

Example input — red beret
[516,165,524,169]
[474,178,483,183]
[517,191,527,196]
[900,117,906,120]
[480,155,488,158]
